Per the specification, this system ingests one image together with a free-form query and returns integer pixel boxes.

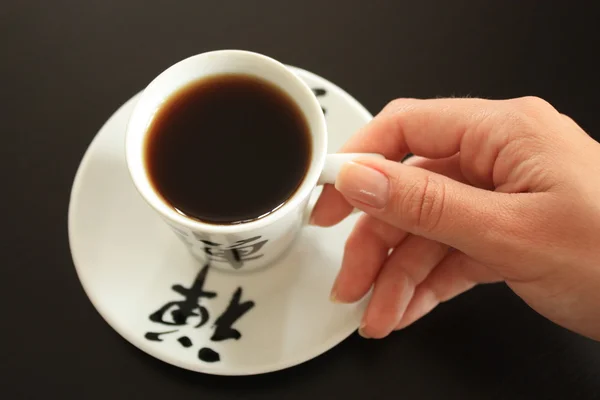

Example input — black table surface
[3,1,600,399]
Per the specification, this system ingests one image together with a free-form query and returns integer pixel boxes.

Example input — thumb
[334,158,522,255]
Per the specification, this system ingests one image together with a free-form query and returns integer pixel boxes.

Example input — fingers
[331,214,408,303]
[360,236,448,339]
[338,97,499,161]
[312,154,476,227]
[334,157,526,256]
[394,251,502,330]
[311,97,534,227]
[403,154,472,186]
[311,98,482,227]
[310,184,353,227]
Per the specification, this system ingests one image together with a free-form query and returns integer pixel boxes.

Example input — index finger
[310,97,496,227]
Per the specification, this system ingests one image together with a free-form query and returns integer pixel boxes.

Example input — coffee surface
[145,74,311,224]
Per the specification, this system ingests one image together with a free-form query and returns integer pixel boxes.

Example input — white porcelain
[126,50,382,272]
[68,66,374,375]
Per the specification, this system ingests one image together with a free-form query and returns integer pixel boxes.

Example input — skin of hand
[310,96,600,340]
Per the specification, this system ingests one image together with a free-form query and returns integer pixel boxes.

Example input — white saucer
[68,66,372,375]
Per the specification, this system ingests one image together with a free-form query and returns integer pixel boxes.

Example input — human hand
[311,97,600,340]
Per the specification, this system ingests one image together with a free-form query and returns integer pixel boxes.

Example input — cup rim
[125,50,327,234]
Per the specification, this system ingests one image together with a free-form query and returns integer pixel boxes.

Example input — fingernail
[330,274,342,303]
[330,289,339,303]
[358,321,370,338]
[335,162,389,209]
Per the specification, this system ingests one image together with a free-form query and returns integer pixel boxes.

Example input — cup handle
[304,153,385,225]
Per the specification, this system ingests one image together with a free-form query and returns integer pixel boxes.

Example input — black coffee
[144,74,312,224]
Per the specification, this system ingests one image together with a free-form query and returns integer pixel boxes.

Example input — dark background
[2,1,600,399]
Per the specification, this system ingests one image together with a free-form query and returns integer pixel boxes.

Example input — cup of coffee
[126,50,382,272]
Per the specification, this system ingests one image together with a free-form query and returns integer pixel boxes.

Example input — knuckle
[509,96,556,117]
[382,98,415,115]
[383,98,406,112]
[515,95,549,107]
[393,175,447,233]
[496,106,541,141]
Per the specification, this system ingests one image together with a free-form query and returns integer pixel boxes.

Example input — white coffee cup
[126,50,383,272]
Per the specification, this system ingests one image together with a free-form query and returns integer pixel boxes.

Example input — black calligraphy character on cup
[200,236,268,269]
[312,87,327,115]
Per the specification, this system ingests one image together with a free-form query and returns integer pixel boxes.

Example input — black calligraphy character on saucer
[312,87,327,115]
[148,263,216,327]
[211,287,255,341]
[200,236,268,269]
[144,262,255,363]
